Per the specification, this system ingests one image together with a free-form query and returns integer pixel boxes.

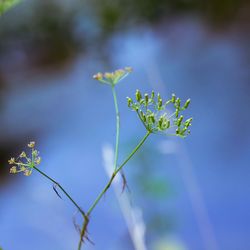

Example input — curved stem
[33,166,85,217]
[77,130,151,250]
[111,86,120,171]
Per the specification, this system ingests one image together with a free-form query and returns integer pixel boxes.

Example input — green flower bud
[145,94,149,104]
[32,150,38,158]
[175,98,181,108]
[127,97,132,107]
[184,99,191,109]
[171,94,176,103]
[175,109,179,118]
[151,91,155,99]
[177,115,184,126]
[139,111,146,122]
[158,117,163,128]
[158,98,163,108]
[157,93,161,102]
[136,89,142,102]
[185,118,193,127]
[148,114,155,123]
[161,121,168,130]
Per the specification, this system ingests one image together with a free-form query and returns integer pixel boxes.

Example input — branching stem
[77,130,151,250]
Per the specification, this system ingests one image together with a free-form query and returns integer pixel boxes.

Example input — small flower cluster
[93,67,133,86]
[127,90,193,137]
[8,141,41,176]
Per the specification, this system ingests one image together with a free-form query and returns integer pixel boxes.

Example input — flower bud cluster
[127,90,192,137]
[8,141,41,176]
[93,67,133,86]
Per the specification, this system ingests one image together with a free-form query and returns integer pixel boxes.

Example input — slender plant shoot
[8,68,192,250]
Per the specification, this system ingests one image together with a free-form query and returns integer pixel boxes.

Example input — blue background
[0,1,249,250]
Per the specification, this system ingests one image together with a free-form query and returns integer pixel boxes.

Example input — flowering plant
[8,68,192,250]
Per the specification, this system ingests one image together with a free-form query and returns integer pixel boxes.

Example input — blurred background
[0,0,250,249]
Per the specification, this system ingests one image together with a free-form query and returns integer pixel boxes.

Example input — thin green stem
[33,166,85,217]
[111,86,120,171]
[114,130,151,174]
[88,130,151,216]
[136,110,149,131]
[77,131,151,250]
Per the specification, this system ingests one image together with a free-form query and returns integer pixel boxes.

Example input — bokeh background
[0,0,250,250]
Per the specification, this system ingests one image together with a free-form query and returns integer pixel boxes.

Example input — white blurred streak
[177,142,219,250]
[102,143,148,250]
[158,140,178,155]
[145,61,219,250]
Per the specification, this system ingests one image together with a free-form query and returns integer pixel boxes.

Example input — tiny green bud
[158,118,163,128]
[177,115,184,126]
[149,114,155,123]
[185,118,193,127]
[151,91,155,99]
[127,97,132,107]
[145,94,149,104]
[171,94,176,103]
[175,98,181,107]
[32,150,38,158]
[140,111,146,122]
[136,89,142,102]
[161,120,168,130]
[158,116,168,130]
[157,93,161,102]
[158,98,163,108]
[184,98,191,109]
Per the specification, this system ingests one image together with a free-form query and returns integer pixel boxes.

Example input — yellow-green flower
[8,158,15,164]
[28,141,35,148]
[8,141,41,176]
[20,151,26,158]
[93,67,132,86]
